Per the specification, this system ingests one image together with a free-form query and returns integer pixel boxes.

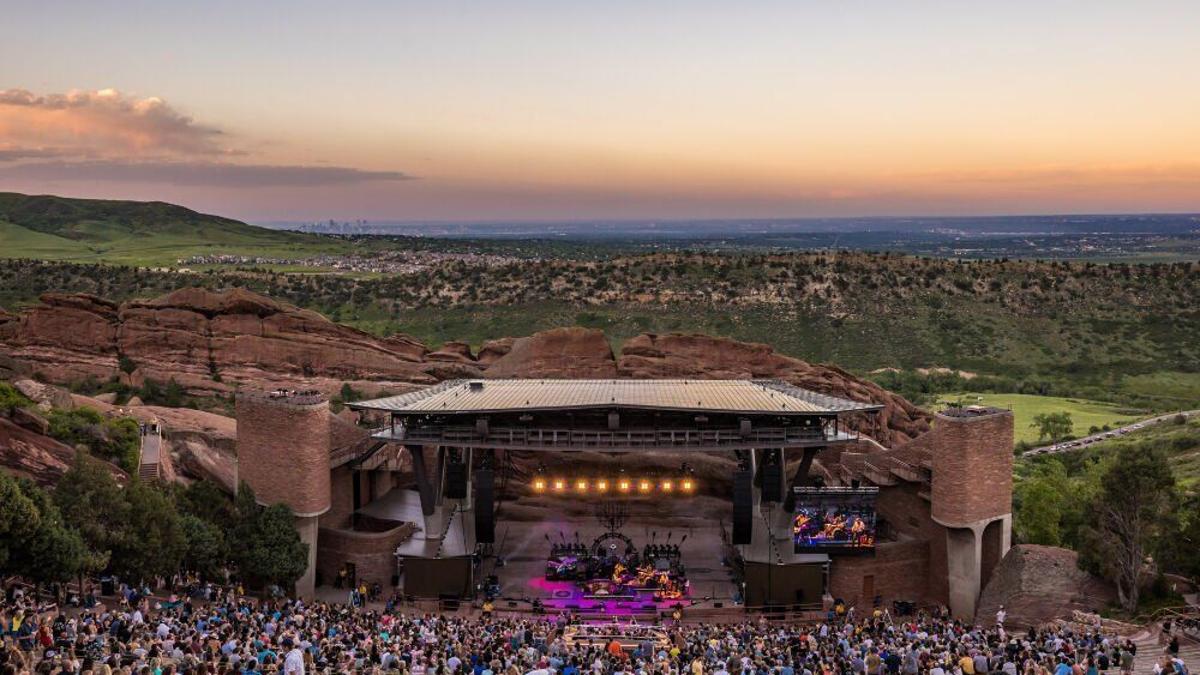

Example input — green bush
[47,407,141,473]
[0,382,31,414]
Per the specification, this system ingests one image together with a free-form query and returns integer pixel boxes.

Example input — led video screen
[793,487,878,552]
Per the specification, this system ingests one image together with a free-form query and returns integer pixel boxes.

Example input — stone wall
[316,523,416,589]
[828,538,930,609]
[322,465,356,530]
[876,481,950,606]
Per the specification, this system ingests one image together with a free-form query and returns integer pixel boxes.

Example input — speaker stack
[761,449,784,503]
[732,466,753,545]
[474,466,495,544]
[445,459,468,499]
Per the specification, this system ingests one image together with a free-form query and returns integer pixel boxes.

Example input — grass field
[936,392,1149,446]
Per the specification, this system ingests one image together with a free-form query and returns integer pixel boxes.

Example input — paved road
[1022,410,1198,458]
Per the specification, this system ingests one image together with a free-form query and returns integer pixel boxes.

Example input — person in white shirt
[995,606,1006,627]
[283,637,305,675]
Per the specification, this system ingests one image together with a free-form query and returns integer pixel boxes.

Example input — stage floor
[485,496,772,606]
[356,489,807,610]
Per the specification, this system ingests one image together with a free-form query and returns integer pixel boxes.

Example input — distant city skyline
[3,1,1199,222]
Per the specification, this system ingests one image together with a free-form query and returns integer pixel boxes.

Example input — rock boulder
[975,545,1116,629]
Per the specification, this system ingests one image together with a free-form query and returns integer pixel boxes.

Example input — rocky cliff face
[975,545,1115,628]
[0,287,932,447]
[0,289,436,396]
[0,413,128,487]
[616,333,929,445]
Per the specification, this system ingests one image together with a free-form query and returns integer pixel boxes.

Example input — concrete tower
[929,407,1014,619]
[236,389,332,597]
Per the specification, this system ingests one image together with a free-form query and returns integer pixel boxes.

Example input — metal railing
[374,425,850,449]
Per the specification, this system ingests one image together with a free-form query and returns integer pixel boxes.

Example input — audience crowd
[0,583,1191,675]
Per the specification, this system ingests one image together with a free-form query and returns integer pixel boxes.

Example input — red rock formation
[426,341,475,363]
[1,289,931,450]
[616,333,931,444]
[476,338,514,366]
[975,545,1115,628]
[0,416,128,487]
[484,327,617,378]
[0,293,121,383]
[1,288,438,395]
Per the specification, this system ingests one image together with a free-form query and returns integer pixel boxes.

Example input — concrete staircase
[1131,628,1200,673]
[137,425,162,481]
[138,459,160,481]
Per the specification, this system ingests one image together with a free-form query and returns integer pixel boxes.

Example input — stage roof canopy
[350,379,882,416]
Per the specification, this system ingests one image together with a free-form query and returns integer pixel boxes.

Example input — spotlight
[681,479,695,492]
[575,479,589,492]
[661,480,674,492]
[638,479,652,493]
[596,479,609,492]
[618,479,631,493]
[552,479,566,492]
[533,478,546,492]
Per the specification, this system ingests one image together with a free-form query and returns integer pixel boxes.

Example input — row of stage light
[532,476,696,495]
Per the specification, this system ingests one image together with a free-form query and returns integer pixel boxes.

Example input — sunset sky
[3,0,1200,222]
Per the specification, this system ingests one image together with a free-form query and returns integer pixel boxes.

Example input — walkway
[138,426,162,481]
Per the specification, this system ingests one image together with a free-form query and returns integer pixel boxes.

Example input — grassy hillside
[0,192,344,264]
[935,392,1147,445]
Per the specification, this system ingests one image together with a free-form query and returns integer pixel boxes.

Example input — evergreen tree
[180,513,227,582]
[1078,445,1178,613]
[110,481,185,583]
[54,451,126,569]
[230,483,308,590]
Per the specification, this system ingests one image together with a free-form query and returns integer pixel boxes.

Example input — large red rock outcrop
[616,333,931,444]
[485,327,618,378]
[975,545,1116,628]
[1,288,931,451]
[0,288,438,395]
[0,416,127,486]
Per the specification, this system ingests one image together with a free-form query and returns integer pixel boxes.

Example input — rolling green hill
[0,192,343,264]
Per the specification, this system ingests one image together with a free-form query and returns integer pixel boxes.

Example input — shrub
[0,382,31,414]
[47,408,141,473]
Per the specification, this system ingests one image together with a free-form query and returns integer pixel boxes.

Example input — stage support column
[784,446,824,511]
[748,448,761,509]
[294,514,319,598]
[460,448,474,512]
[408,445,451,541]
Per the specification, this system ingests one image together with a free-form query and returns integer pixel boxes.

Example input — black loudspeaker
[474,467,495,543]
[446,460,468,499]
[732,467,753,545]
[762,450,783,503]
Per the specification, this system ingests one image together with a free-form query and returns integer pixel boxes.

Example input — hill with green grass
[0,192,341,264]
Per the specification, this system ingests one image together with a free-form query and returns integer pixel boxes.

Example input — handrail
[377,424,846,449]
[1133,604,1200,625]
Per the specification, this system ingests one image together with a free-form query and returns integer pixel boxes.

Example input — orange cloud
[0,88,412,188]
[0,88,231,157]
